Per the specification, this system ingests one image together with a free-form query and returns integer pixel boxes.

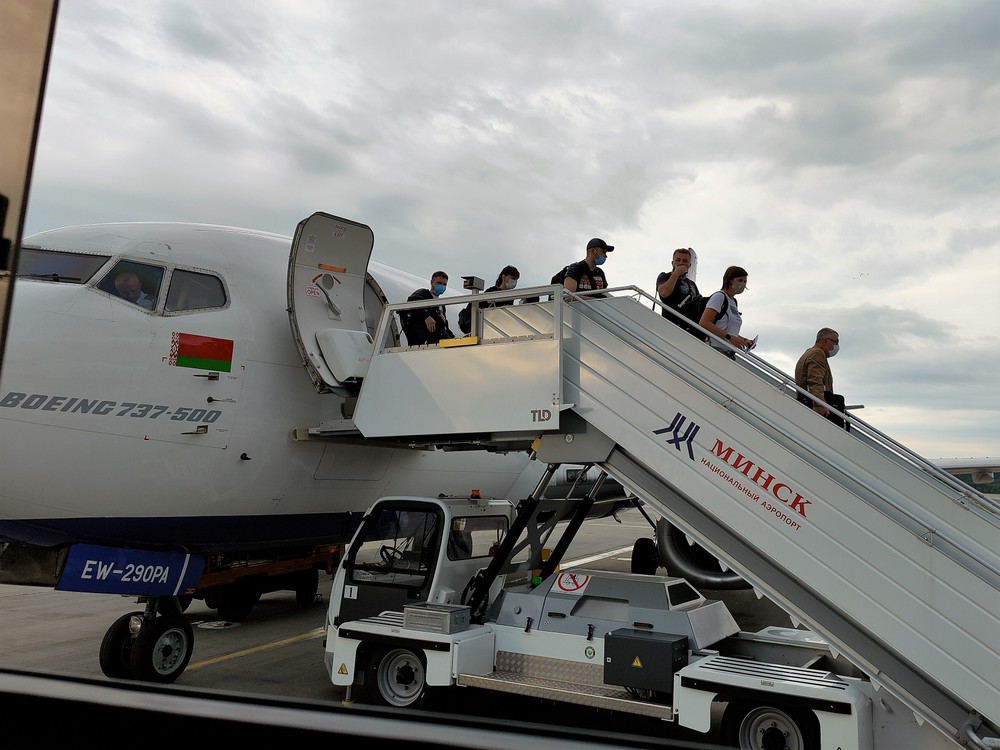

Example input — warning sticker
[555,572,591,594]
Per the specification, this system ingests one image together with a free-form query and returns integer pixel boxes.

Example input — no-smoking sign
[555,572,591,594]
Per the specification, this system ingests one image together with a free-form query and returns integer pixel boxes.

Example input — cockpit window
[165,270,227,312]
[15,247,111,283]
[98,261,165,310]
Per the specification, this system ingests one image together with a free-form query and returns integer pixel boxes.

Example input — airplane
[2,210,986,688]
[0,212,636,683]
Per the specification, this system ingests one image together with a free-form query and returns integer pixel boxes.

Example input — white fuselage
[0,222,539,553]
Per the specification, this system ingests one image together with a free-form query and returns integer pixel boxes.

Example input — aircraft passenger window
[98,261,164,310]
[165,270,227,312]
[15,247,111,283]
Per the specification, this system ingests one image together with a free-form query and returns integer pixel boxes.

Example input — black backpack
[458,302,472,335]
[551,264,574,285]
[691,292,727,323]
[670,289,728,342]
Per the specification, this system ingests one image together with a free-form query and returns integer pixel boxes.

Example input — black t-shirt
[656,270,700,318]
[565,262,608,295]
[656,270,705,338]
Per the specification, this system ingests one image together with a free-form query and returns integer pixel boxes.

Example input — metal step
[458,651,674,719]
[458,672,674,720]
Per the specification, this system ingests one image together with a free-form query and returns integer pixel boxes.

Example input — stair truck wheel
[365,646,429,708]
[721,700,819,750]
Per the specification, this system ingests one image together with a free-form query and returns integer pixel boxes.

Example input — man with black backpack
[555,237,614,298]
[656,247,703,338]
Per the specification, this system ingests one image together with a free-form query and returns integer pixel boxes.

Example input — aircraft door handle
[207,396,235,403]
[315,275,342,317]
[181,425,209,435]
[193,372,220,380]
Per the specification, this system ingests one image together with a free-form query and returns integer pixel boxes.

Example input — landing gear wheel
[630,536,660,575]
[365,646,429,708]
[128,615,194,683]
[99,611,142,679]
[295,567,319,609]
[721,700,819,750]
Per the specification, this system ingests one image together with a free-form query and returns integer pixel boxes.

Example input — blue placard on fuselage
[57,544,204,596]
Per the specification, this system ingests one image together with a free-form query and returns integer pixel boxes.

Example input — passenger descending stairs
[353,288,1000,746]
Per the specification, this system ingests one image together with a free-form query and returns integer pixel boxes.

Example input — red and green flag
[169,332,234,372]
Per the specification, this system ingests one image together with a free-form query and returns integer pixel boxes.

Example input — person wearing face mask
[656,247,702,337]
[482,265,521,306]
[795,328,847,428]
[402,271,455,346]
[459,265,522,335]
[699,265,753,358]
[562,238,613,297]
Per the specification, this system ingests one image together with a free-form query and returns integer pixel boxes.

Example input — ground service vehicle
[314,279,1000,750]
[325,486,989,750]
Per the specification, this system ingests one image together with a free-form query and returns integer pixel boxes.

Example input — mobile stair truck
[285,214,1000,750]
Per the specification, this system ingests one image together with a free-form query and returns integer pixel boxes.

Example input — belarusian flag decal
[169,332,234,372]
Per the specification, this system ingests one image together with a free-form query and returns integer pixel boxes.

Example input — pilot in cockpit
[114,271,155,309]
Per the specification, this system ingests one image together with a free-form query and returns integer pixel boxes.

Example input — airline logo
[652,412,812,530]
[169,332,234,372]
[652,412,699,460]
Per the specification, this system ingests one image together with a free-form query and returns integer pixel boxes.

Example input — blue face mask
[595,254,607,266]
[432,283,447,295]
[505,279,517,290]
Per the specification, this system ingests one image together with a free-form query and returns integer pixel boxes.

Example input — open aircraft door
[287,212,388,396]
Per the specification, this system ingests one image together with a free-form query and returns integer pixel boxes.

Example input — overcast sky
[23,0,1000,458]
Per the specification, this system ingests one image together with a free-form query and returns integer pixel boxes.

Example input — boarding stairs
[349,285,1000,749]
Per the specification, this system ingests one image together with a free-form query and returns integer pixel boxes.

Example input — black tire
[99,611,142,679]
[630,536,660,575]
[295,568,319,609]
[215,586,261,622]
[128,614,194,683]
[720,700,819,750]
[364,646,429,708]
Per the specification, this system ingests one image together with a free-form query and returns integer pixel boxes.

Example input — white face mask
[505,278,517,290]
[828,343,839,357]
